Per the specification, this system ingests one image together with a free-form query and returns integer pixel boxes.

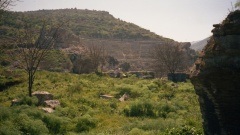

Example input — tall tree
[153,42,187,75]
[16,22,62,97]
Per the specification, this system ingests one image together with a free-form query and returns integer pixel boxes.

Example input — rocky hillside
[0,9,168,40]
[0,9,196,73]
[190,10,240,135]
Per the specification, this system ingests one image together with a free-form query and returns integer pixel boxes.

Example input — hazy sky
[12,0,237,42]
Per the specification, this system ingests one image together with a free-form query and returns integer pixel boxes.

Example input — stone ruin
[190,10,240,135]
[32,91,60,113]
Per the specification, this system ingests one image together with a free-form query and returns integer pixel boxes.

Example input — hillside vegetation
[0,9,168,40]
[0,68,203,134]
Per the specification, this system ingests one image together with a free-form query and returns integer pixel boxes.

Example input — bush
[75,115,97,133]
[19,96,38,106]
[124,100,156,117]
[67,83,83,95]
[16,114,49,135]
[0,106,11,121]
[42,115,65,134]
[128,128,148,135]
[0,121,20,135]
[164,125,203,135]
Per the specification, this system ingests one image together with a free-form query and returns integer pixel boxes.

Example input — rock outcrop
[190,10,240,135]
[32,91,53,105]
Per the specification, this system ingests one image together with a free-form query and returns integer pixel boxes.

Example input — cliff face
[190,10,240,135]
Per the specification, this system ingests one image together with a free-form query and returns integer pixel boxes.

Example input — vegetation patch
[0,70,203,134]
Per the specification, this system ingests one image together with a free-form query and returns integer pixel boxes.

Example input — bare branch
[153,42,187,74]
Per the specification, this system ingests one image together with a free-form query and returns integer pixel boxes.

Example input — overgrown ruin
[191,10,240,135]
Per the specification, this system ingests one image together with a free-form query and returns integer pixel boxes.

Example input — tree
[236,0,240,8]
[106,55,119,69]
[87,43,106,71]
[153,42,187,75]
[0,0,19,16]
[16,22,62,97]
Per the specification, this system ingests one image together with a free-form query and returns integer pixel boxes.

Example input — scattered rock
[42,107,54,113]
[32,91,53,105]
[44,100,60,109]
[119,93,129,102]
[100,94,114,99]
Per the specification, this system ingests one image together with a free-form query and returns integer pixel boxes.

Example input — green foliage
[164,125,203,135]
[1,9,168,41]
[18,96,38,106]
[124,100,177,118]
[16,113,49,135]
[75,115,97,133]
[0,68,25,91]
[42,114,67,134]
[0,70,203,134]
[128,128,149,135]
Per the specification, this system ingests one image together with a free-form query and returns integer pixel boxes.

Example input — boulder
[100,94,114,99]
[119,93,129,102]
[32,91,53,105]
[44,100,60,109]
[42,107,54,113]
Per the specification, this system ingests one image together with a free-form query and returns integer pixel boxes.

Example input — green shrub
[0,121,20,135]
[75,115,97,133]
[0,106,11,121]
[42,115,64,134]
[19,96,38,106]
[67,83,83,95]
[164,125,203,135]
[16,114,49,135]
[128,128,148,135]
[124,100,156,117]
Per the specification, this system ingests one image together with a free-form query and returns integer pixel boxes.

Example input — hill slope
[0,9,196,73]
[0,9,169,41]
[190,37,210,51]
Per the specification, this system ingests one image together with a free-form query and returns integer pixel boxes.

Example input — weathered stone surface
[119,93,129,102]
[190,10,240,135]
[44,100,60,109]
[100,94,114,99]
[42,107,54,113]
[32,91,53,105]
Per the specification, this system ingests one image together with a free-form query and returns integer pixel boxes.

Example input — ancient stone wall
[190,10,240,135]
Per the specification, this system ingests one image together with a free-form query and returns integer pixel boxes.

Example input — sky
[11,0,237,42]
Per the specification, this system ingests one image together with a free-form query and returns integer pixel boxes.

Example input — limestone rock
[44,100,60,109]
[190,10,240,135]
[119,93,129,102]
[100,94,114,99]
[42,107,54,113]
[32,91,53,105]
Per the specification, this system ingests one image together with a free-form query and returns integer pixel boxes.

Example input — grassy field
[0,68,203,135]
